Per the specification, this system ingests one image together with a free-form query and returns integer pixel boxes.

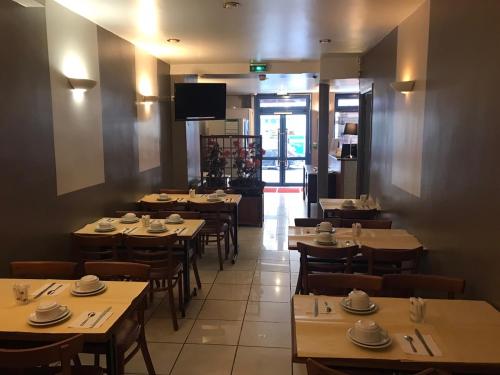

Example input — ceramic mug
[123,212,137,220]
[352,319,388,344]
[97,221,112,230]
[316,221,333,232]
[347,289,370,310]
[215,189,225,196]
[316,232,333,243]
[150,220,164,230]
[159,193,169,200]
[75,275,100,292]
[35,302,68,321]
[168,213,182,222]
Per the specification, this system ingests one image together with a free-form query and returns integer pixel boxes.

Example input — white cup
[168,213,182,222]
[13,284,30,305]
[410,297,426,322]
[35,302,68,321]
[347,289,370,310]
[316,232,333,243]
[316,221,333,232]
[215,189,225,196]
[208,193,218,200]
[97,221,112,230]
[75,275,100,292]
[159,193,169,200]
[343,199,355,207]
[150,220,164,230]
[352,319,388,344]
[123,212,137,219]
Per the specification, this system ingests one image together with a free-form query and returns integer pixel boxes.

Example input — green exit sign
[250,63,268,72]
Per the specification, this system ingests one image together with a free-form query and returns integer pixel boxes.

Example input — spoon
[81,312,96,326]
[404,335,417,352]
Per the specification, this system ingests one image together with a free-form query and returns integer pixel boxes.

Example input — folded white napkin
[69,309,113,329]
[31,283,69,298]
[395,333,442,356]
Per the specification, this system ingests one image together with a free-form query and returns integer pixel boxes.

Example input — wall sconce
[390,80,415,94]
[138,95,159,103]
[67,77,97,91]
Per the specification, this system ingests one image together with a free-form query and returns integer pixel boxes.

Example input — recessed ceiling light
[223,1,241,9]
[319,38,332,44]
[167,38,180,43]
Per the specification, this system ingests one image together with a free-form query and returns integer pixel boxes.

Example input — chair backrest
[124,234,178,271]
[10,261,78,279]
[159,189,189,194]
[141,200,179,212]
[306,273,383,296]
[115,210,168,219]
[71,233,122,262]
[339,218,392,229]
[294,218,340,227]
[0,334,85,375]
[361,246,423,275]
[382,274,465,299]
[84,261,150,282]
[336,209,378,220]
[189,202,225,231]
[306,358,348,375]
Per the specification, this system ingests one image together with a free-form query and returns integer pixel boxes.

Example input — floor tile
[239,321,291,348]
[224,259,257,271]
[194,270,219,284]
[125,342,182,375]
[290,261,300,273]
[253,271,291,286]
[214,270,254,284]
[191,283,213,300]
[249,285,291,303]
[153,299,203,320]
[244,301,290,322]
[207,283,251,300]
[292,363,308,375]
[170,344,236,375]
[256,260,290,272]
[145,318,195,343]
[233,346,291,375]
[187,319,243,345]
[198,299,247,320]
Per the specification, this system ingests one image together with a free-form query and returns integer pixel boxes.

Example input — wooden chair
[361,246,423,275]
[294,218,341,227]
[382,274,465,299]
[124,234,184,330]
[297,242,357,294]
[83,262,155,375]
[189,202,230,270]
[0,334,102,375]
[339,219,392,229]
[141,200,179,212]
[10,261,78,279]
[306,358,348,375]
[306,273,383,296]
[159,189,189,194]
[335,209,378,220]
[71,233,121,263]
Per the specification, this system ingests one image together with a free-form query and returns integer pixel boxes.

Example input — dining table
[292,294,500,374]
[319,198,380,218]
[74,217,205,302]
[0,278,149,375]
[139,193,242,262]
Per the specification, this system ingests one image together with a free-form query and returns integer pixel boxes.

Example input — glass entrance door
[258,95,310,186]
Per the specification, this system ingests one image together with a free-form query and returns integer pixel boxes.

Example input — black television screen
[174,83,226,121]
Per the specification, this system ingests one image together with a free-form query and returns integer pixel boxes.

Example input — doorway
[256,95,311,186]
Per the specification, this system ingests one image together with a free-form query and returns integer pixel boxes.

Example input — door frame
[255,94,311,186]
[357,86,373,196]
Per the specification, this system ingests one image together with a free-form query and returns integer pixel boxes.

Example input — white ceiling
[54,0,424,64]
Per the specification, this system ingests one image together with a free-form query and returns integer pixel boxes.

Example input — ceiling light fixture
[223,1,241,9]
[319,38,332,44]
[166,38,180,43]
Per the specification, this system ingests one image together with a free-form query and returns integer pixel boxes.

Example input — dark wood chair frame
[10,261,78,279]
[305,273,383,296]
[294,218,341,228]
[382,274,465,299]
[71,233,122,264]
[361,246,423,275]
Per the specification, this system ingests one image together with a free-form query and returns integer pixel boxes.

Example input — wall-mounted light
[67,77,97,91]
[390,80,415,94]
[138,95,159,103]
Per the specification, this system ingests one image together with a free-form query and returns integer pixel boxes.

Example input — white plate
[340,298,378,314]
[314,239,337,246]
[28,311,72,327]
[71,283,107,296]
[147,227,168,233]
[347,328,392,349]
[156,197,172,201]
[120,218,140,223]
[166,219,184,224]
[29,309,70,324]
[94,226,116,233]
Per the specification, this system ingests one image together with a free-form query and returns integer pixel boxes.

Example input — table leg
[105,335,117,375]
[183,239,192,303]
[231,204,239,263]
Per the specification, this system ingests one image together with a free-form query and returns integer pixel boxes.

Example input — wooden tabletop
[0,279,148,339]
[288,227,422,250]
[74,218,205,239]
[319,198,379,211]
[293,295,500,372]
[140,193,242,205]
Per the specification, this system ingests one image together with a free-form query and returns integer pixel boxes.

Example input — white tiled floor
[125,192,306,375]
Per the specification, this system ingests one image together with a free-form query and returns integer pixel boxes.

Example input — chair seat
[150,261,182,280]
[200,223,229,234]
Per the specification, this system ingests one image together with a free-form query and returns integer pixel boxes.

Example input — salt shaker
[141,215,151,227]
[189,189,196,198]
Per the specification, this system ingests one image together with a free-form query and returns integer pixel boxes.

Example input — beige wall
[46,0,105,195]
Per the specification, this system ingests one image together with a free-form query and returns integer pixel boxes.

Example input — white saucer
[147,227,168,233]
[347,328,392,349]
[166,219,184,224]
[71,283,107,296]
[28,310,72,327]
[157,197,172,201]
[216,193,226,197]
[314,239,337,246]
[95,226,116,233]
[340,298,378,315]
[207,198,222,202]
[120,218,140,223]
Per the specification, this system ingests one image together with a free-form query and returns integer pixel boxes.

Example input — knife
[33,282,55,299]
[415,328,434,356]
[90,306,112,328]
[47,284,63,295]
[127,227,138,234]
[178,227,186,235]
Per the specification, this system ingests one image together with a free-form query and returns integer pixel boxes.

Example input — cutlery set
[34,283,65,299]
[79,306,112,328]
[403,330,434,356]
[122,227,137,234]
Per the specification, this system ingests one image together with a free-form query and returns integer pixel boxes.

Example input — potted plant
[229,140,265,196]
[205,140,228,188]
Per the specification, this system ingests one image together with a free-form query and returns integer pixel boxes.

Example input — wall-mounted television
[174,83,226,121]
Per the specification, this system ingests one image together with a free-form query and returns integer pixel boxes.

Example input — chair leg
[224,231,230,260]
[139,333,156,375]
[115,350,125,375]
[191,253,202,289]
[178,271,185,318]
[216,235,224,271]
[166,277,179,331]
